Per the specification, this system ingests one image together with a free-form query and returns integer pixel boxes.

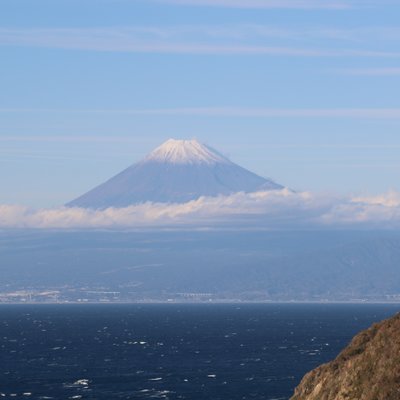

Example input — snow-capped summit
[67,139,284,208]
[143,139,230,165]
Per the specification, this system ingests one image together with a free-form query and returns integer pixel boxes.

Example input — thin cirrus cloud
[336,67,400,75]
[152,0,375,10]
[0,135,147,143]
[1,189,400,229]
[0,27,399,57]
[2,25,397,43]
[95,107,400,118]
[1,107,400,118]
[2,136,400,151]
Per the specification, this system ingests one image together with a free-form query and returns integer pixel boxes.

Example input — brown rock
[291,312,400,400]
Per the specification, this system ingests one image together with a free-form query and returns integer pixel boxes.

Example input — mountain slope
[291,313,400,400]
[67,139,283,208]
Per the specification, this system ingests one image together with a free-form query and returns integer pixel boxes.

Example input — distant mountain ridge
[3,230,400,303]
[67,138,283,209]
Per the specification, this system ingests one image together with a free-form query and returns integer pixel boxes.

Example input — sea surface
[1,303,399,400]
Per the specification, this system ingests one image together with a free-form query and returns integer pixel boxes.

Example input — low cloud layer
[1,189,400,230]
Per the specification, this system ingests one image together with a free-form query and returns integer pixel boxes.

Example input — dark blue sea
[1,303,399,399]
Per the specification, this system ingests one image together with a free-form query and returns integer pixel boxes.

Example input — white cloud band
[1,189,399,229]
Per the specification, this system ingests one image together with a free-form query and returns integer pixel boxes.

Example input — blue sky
[1,0,400,207]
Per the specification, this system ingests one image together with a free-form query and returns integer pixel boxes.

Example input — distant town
[1,286,400,304]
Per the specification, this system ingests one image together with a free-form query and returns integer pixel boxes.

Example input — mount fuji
[67,139,283,208]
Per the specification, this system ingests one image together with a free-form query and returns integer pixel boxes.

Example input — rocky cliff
[291,312,400,400]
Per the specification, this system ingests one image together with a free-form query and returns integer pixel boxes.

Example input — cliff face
[291,312,400,400]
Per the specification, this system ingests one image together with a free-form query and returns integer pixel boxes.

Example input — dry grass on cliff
[291,312,400,400]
